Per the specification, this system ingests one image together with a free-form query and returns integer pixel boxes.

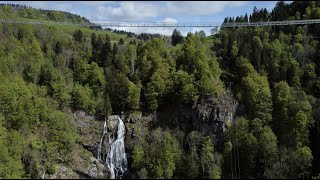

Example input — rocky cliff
[180,92,238,149]
[41,111,110,179]
[44,91,237,178]
[156,91,238,150]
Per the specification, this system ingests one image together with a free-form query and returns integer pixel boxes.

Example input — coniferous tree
[171,29,184,46]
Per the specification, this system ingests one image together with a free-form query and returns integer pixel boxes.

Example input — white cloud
[160,18,178,24]
[52,3,74,12]
[83,1,159,21]
[4,1,249,22]
[6,1,75,12]
[163,1,249,16]
[8,1,49,9]
[77,1,115,6]
[88,1,249,21]
[2,1,249,35]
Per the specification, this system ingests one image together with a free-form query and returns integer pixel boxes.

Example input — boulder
[107,115,119,133]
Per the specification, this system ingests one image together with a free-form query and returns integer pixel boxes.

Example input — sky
[2,1,281,36]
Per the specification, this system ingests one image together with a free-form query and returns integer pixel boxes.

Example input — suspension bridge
[1,18,320,28]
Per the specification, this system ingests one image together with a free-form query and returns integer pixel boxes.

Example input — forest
[0,1,320,179]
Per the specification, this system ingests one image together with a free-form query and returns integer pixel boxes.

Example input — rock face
[43,91,237,178]
[73,111,102,158]
[42,111,110,179]
[71,111,127,179]
[180,92,238,149]
[108,115,120,133]
[87,157,109,178]
[157,92,238,150]
[42,157,109,179]
[42,164,79,179]
[199,93,236,145]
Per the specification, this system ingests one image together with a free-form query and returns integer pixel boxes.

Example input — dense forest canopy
[0,1,320,179]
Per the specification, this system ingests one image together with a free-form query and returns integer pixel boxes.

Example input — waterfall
[106,116,128,179]
[97,115,128,179]
[104,119,108,134]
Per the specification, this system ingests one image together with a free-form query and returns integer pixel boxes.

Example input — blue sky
[2,1,281,36]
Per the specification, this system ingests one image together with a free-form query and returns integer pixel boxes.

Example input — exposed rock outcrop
[73,111,102,158]
[45,91,237,179]
[42,111,111,179]
[184,92,237,147]
[42,157,109,179]
[157,92,238,150]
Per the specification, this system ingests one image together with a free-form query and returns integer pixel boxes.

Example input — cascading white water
[104,119,108,134]
[106,116,128,179]
[97,115,128,179]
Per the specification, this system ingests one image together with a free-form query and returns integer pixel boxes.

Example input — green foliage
[272,81,291,141]
[1,2,320,179]
[73,29,84,42]
[0,114,25,178]
[293,146,313,178]
[71,83,92,112]
[200,137,221,179]
[265,146,313,179]
[127,81,142,110]
[179,32,223,96]
[106,67,130,112]
[99,34,112,67]
[185,146,200,178]
[171,29,184,46]
[73,57,89,84]
[39,63,58,89]
[0,5,97,178]
[272,81,313,148]
[256,126,278,178]
[251,36,263,71]
[133,129,182,179]
[87,61,106,94]
[146,65,173,111]
[151,130,180,178]
[258,126,278,161]
[132,145,145,170]
[172,70,198,103]
[119,38,125,45]
[239,61,272,123]
[288,59,301,87]
[51,80,72,109]
[222,117,259,179]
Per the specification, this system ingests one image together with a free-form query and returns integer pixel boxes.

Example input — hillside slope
[1,1,320,179]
